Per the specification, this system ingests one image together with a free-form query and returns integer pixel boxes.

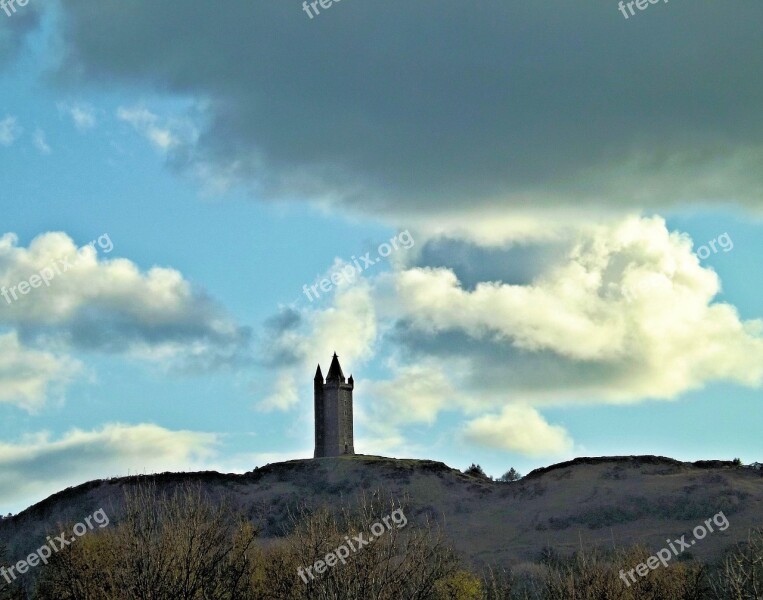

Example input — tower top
[314,364,323,381]
[325,352,345,383]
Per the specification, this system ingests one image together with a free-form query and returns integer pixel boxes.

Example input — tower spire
[325,352,345,383]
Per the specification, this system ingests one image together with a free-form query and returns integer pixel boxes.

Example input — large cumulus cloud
[264,216,763,455]
[393,216,763,402]
[0,232,250,366]
[0,232,251,409]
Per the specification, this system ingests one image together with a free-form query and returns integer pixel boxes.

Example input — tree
[36,485,461,600]
[711,528,763,598]
[499,468,522,482]
[463,464,489,479]
[265,493,460,599]
[37,483,259,600]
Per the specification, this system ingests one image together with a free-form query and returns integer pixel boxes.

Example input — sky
[0,0,762,515]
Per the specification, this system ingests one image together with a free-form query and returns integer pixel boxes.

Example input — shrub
[499,468,522,482]
[464,464,490,480]
[37,483,258,600]
[434,570,483,599]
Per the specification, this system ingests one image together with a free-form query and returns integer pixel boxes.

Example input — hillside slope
[2,455,761,566]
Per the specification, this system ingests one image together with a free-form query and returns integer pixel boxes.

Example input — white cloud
[259,282,377,411]
[354,362,455,456]
[392,216,763,401]
[463,405,573,457]
[0,424,219,512]
[117,106,196,153]
[0,116,21,146]
[58,102,97,131]
[360,363,454,427]
[32,128,51,154]
[0,231,250,371]
[356,362,573,459]
[0,332,80,412]
[259,372,300,412]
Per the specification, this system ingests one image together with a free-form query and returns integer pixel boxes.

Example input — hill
[2,454,762,567]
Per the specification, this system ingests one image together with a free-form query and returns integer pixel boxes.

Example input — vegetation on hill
[1,483,762,599]
[1,454,762,599]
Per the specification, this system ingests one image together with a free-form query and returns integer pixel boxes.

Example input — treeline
[1,484,762,599]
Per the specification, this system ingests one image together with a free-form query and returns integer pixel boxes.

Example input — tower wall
[313,380,326,458]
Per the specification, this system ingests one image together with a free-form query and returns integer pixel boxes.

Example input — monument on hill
[314,353,355,458]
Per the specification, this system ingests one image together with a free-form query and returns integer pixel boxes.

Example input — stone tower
[314,353,355,458]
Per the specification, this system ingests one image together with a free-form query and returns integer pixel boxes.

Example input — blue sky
[1,1,762,515]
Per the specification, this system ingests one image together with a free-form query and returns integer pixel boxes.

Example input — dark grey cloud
[415,237,568,290]
[50,1,763,215]
[264,307,301,334]
[22,295,252,373]
[16,300,252,373]
[389,322,630,400]
[0,4,41,70]
[258,307,303,367]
